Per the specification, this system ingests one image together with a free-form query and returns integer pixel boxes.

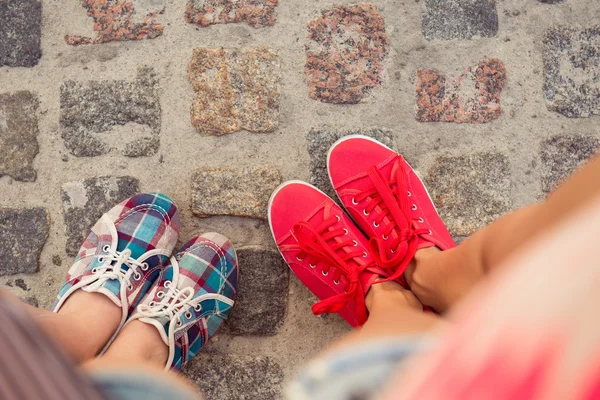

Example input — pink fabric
[381,196,600,400]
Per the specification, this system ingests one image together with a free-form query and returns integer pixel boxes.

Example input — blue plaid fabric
[52,193,180,329]
[129,233,238,370]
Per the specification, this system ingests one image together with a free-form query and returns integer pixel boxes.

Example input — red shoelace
[353,156,429,281]
[293,214,371,325]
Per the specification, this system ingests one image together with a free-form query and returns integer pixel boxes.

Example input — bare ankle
[403,247,448,311]
[365,280,422,314]
[105,321,168,367]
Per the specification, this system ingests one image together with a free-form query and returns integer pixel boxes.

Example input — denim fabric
[286,337,426,400]
[92,372,199,400]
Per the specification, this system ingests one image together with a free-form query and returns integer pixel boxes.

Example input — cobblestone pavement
[1,0,599,398]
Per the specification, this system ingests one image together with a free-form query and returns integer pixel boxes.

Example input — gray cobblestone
[541,135,600,194]
[0,91,40,182]
[422,0,498,40]
[192,165,281,219]
[0,0,41,67]
[62,176,140,256]
[543,26,600,118]
[225,246,288,335]
[0,208,49,275]
[183,353,284,400]
[60,68,161,157]
[426,152,512,236]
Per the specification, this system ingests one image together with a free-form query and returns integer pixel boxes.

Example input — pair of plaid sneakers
[51,193,238,370]
[269,135,456,326]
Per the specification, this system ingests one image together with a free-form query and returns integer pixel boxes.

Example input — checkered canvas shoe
[52,193,180,339]
[327,135,455,285]
[128,233,238,370]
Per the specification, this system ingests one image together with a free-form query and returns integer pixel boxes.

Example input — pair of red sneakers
[268,136,455,327]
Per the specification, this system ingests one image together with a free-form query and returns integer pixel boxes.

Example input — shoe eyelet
[363,252,368,258]
[98,257,105,263]
[335,215,341,222]
[373,221,379,228]
[428,230,433,235]
[309,263,316,269]
[141,262,149,271]
[363,209,370,216]
[91,268,98,274]
[185,311,192,319]
[194,305,202,312]
[352,198,359,205]
[343,228,348,235]
[102,244,110,252]
[322,270,328,276]
[407,191,412,197]
[296,256,304,261]
[164,281,171,288]
[352,240,358,247]
[134,272,142,281]
[127,283,133,290]
[157,291,164,298]
[149,301,156,307]
[382,234,388,240]
[391,249,395,254]
[334,280,340,285]
[412,204,417,211]
[176,319,182,327]
[418,217,424,223]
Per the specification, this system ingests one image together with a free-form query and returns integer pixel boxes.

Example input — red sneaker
[268,181,384,327]
[327,135,455,285]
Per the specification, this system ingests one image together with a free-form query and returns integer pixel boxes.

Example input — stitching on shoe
[114,203,176,244]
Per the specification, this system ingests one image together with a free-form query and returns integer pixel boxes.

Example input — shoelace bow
[137,283,199,327]
[294,215,371,325]
[92,246,149,291]
[354,156,429,280]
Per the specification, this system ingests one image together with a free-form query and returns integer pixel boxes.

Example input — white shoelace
[91,245,149,291]
[137,282,199,327]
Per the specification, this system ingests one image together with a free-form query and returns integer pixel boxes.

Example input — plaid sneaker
[269,181,387,327]
[128,233,238,370]
[52,193,180,341]
[327,135,455,285]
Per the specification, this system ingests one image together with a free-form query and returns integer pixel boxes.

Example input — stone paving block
[0,91,40,182]
[60,68,161,157]
[308,129,396,199]
[541,135,600,194]
[422,0,498,40]
[65,0,165,46]
[539,0,564,3]
[425,152,512,236]
[305,4,390,104]
[416,59,506,124]
[543,26,600,118]
[62,176,140,256]
[185,0,278,28]
[183,353,283,400]
[0,208,49,276]
[0,0,41,67]
[188,47,280,135]
[192,165,281,219]
[225,246,288,335]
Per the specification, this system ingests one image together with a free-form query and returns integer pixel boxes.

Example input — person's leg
[327,280,441,353]
[82,321,200,398]
[405,153,600,313]
[2,290,120,363]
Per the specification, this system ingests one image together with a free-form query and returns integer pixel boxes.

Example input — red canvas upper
[328,136,455,285]
[269,181,383,327]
